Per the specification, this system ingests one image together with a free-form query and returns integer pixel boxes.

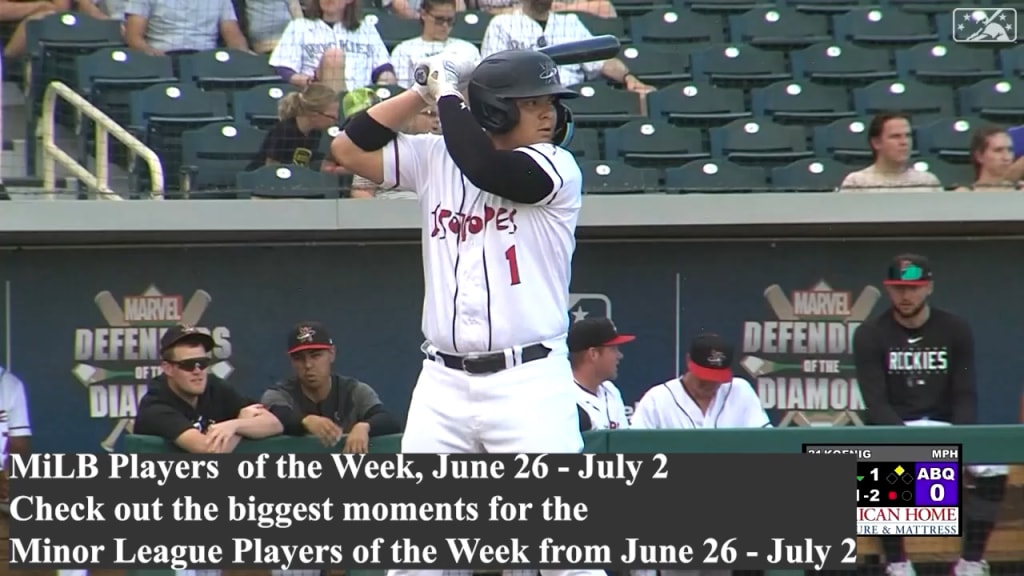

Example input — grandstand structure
[0,0,1021,199]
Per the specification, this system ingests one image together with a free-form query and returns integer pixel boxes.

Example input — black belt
[433,343,551,375]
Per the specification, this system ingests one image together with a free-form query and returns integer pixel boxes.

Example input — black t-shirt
[852,307,976,425]
[246,117,324,171]
[134,375,255,442]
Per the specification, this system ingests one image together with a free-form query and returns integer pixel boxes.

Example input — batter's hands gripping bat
[413,35,622,86]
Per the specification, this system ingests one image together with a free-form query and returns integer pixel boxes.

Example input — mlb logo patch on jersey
[568,293,612,323]
[952,8,1017,43]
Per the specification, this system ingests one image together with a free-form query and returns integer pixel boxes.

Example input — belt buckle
[461,353,497,375]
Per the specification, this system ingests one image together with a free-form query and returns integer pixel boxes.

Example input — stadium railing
[125,425,1024,576]
[40,81,165,200]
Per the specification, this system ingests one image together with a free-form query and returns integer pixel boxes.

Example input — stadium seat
[564,84,645,128]
[129,83,232,191]
[180,122,267,197]
[604,120,709,168]
[853,80,955,122]
[370,84,407,102]
[236,165,342,199]
[777,0,873,15]
[771,158,850,191]
[813,116,884,162]
[911,157,973,190]
[579,160,661,194]
[563,128,601,160]
[664,159,769,193]
[451,11,492,45]
[570,12,628,43]
[646,81,751,127]
[709,119,814,165]
[26,11,123,94]
[616,43,692,87]
[606,0,672,16]
[630,9,726,45]
[790,42,897,86]
[958,79,1024,124]
[689,44,791,88]
[177,49,280,92]
[914,116,988,162]
[832,8,937,47]
[76,48,176,120]
[886,0,961,16]
[232,84,299,130]
[895,43,1001,86]
[728,8,831,49]
[675,0,766,16]
[1001,44,1024,77]
[750,80,856,125]
[364,12,421,50]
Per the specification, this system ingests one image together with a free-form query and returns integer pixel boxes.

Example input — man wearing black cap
[853,254,1007,576]
[567,317,635,431]
[261,322,401,454]
[632,333,769,430]
[135,325,284,453]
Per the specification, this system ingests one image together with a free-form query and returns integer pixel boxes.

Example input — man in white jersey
[332,47,601,576]
[632,333,770,430]
[0,366,31,507]
[568,317,633,430]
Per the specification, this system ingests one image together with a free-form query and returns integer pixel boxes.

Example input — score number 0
[860,468,947,502]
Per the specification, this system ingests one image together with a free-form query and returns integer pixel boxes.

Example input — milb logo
[568,293,612,324]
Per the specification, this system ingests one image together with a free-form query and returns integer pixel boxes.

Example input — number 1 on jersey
[505,245,521,285]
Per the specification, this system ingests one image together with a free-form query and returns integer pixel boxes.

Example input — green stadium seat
[770,158,850,191]
[886,0,961,16]
[777,0,873,15]
[853,79,955,122]
[750,80,856,125]
[832,8,937,47]
[647,81,751,127]
[911,157,973,190]
[728,7,831,49]
[364,11,421,50]
[630,8,726,45]
[1001,44,1024,77]
[180,122,268,198]
[177,49,281,93]
[914,116,989,163]
[607,0,672,17]
[563,128,602,161]
[569,12,628,44]
[675,0,770,16]
[958,79,1024,124]
[579,160,661,194]
[812,116,879,162]
[563,83,645,128]
[236,165,342,199]
[604,119,709,168]
[76,48,177,121]
[710,118,814,166]
[689,43,791,88]
[895,42,1001,87]
[789,42,897,86]
[664,159,769,193]
[451,11,492,46]
[616,43,693,87]
[232,83,299,130]
[369,84,407,101]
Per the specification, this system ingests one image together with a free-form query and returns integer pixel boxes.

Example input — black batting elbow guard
[344,111,398,152]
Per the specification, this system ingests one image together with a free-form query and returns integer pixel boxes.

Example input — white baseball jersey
[632,377,771,429]
[390,37,481,88]
[381,133,582,354]
[269,18,392,90]
[480,11,605,87]
[0,367,32,468]
[577,380,629,430]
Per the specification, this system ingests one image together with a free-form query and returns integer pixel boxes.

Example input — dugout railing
[124,425,1024,576]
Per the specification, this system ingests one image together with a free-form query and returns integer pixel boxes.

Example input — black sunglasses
[169,357,212,372]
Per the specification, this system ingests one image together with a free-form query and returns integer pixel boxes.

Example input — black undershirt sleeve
[436,95,555,204]
[852,322,905,425]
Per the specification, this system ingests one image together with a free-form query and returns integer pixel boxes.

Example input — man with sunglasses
[853,254,1007,576]
[390,0,480,90]
[135,325,284,454]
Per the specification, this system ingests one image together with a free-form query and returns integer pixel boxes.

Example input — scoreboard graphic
[804,443,962,537]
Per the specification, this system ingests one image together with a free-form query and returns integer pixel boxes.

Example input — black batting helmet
[467,50,578,146]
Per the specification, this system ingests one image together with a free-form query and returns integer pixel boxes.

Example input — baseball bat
[180,290,212,327]
[414,35,622,86]
[95,291,129,327]
[763,285,798,321]
[964,9,1005,41]
[846,286,881,323]
[101,418,131,452]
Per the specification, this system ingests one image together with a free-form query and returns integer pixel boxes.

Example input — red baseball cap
[287,321,334,354]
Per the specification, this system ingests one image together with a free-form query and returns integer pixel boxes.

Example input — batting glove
[420,55,477,103]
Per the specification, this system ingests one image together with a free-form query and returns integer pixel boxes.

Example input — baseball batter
[332,49,600,576]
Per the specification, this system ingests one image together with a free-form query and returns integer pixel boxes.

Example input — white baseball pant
[388,348,605,576]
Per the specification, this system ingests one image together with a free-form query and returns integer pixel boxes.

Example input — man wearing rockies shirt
[853,254,1007,576]
[568,317,634,431]
[389,0,481,89]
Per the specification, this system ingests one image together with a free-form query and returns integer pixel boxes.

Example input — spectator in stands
[246,0,304,54]
[476,0,614,20]
[480,0,652,94]
[0,364,31,509]
[269,0,394,94]
[261,322,401,454]
[76,0,120,20]
[838,113,943,193]
[387,0,464,20]
[124,0,251,56]
[246,83,345,174]
[955,125,1024,192]
[567,317,634,431]
[390,0,480,89]
[134,325,284,453]
[0,0,65,59]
